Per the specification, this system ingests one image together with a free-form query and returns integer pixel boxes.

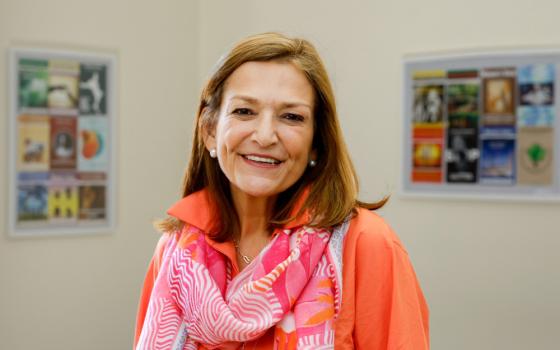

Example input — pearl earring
[309,159,317,167]
[209,149,217,158]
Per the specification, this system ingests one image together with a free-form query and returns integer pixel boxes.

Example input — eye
[282,113,305,122]
[231,108,254,116]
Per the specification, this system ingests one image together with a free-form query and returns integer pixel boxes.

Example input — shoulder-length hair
[157,32,387,241]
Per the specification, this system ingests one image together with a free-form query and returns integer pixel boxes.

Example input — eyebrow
[229,94,313,111]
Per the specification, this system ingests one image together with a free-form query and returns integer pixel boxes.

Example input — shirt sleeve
[133,233,172,349]
[352,211,430,349]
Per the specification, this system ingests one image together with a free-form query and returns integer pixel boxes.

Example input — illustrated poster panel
[411,70,445,184]
[445,70,480,183]
[405,53,559,200]
[10,49,114,235]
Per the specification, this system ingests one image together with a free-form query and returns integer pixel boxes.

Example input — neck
[230,187,275,240]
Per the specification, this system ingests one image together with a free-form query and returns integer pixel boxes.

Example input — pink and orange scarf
[136,221,347,350]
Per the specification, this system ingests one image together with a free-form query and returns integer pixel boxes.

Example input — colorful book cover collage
[16,55,110,228]
[410,63,555,188]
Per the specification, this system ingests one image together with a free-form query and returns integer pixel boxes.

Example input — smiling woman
[134,33,429,350]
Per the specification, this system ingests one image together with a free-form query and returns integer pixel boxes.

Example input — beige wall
[2,0,560,349]
[0,0,198,349]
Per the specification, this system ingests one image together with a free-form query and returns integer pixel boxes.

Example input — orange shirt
[134,190,429,349]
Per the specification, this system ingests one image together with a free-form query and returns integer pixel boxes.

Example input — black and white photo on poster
[79,63,107,115]
[413,84,445,124]
[445,127,479,183]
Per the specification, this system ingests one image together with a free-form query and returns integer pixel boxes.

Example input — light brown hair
[157,32,387,241]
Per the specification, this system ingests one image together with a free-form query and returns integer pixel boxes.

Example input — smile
[242,154,282,165]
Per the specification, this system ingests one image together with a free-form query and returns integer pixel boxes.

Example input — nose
[252,112,278,147]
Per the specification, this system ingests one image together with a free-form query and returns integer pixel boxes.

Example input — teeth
[244,155,280,164]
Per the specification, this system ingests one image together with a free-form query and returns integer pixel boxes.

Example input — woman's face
[205,60,316,201]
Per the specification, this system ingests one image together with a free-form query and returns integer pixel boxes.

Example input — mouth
[241,154,283,166]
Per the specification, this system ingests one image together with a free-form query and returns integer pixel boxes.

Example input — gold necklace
[233,239,253,264]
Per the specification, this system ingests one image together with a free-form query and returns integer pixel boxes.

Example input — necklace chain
[233,239,253,264]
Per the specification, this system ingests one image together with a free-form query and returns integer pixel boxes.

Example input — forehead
[222,61,314,107]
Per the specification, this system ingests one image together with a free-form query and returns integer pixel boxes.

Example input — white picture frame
[401,49,560,202]
[8,47,117,236]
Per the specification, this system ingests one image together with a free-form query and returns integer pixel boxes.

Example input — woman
[135,32,429,350]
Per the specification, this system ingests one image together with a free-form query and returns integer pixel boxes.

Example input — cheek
[217,121,248,154]
[284,129,314,158]
[218,129,233,151]
[215,119,234,148]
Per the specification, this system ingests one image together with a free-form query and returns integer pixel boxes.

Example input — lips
[241,154,282,165]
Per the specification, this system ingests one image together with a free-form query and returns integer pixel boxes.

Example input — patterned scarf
[136,222,346,350]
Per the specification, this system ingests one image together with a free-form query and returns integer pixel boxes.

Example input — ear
[201,108,217,153]
[203,129,217,153]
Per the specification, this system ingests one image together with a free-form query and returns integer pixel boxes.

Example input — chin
[237,185,280,199]
[232,178,289,199]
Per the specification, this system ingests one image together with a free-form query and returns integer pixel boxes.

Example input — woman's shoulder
[345,207,408,254]
[148,230,177,266]
[152,226,188,256]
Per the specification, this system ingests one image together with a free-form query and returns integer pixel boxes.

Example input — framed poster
[402,49,560,201]
[8,47,117,236]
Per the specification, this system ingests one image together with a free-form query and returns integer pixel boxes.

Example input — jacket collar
[166,187,311,233]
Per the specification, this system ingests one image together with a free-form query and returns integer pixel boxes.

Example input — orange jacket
[134,191,429,349]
